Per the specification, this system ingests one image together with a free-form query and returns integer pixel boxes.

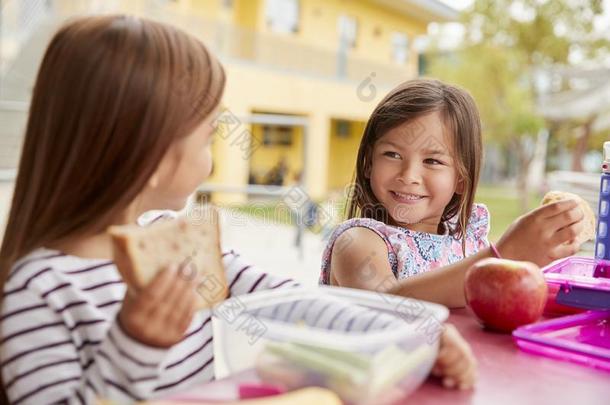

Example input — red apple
[464,258,547,333]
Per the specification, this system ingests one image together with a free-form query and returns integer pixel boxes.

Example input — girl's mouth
[390,191,427,204]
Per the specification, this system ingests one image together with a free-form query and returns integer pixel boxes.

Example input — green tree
[429,0,608,211]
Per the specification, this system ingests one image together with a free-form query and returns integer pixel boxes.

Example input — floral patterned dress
[319,204,491,284]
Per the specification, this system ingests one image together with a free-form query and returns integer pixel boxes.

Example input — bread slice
[108,205,228,309]
[541,191,597,245]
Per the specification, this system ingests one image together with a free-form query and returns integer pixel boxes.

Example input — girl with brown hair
[0,15,310,404]
[321,78,584,306]
[0,15,504,403]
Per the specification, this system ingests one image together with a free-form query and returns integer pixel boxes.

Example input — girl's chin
[387,208,425,228]
[387,206,422,222]
[391,218,421,227]
[174,197,192,211]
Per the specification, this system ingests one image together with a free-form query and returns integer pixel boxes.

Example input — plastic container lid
[215,286,449,353]
[513,311,610,372]
[212,286,449,405]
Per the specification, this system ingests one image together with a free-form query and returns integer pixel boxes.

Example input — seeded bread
[108,205,228,309]
[541,191,597,245]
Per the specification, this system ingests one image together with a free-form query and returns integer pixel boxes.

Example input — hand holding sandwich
[118,264,200,348]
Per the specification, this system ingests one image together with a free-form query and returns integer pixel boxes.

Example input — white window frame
[391,31,409,64]
[338,14,358,49]
[265,0,300,33]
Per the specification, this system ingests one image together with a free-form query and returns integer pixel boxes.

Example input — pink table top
[406,309,609,405]
[161,309,610,404]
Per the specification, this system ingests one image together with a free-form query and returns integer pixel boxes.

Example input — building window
[262,125,294,146]
[391,32,409,64]
[338,14,358,48]
[335,120,351,138]
[266,0,300,33]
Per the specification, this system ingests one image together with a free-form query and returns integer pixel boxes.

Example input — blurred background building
[0,0,457,203]
[1,0,608,250]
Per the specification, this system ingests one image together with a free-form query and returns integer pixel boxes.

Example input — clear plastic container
[212,286,449,405]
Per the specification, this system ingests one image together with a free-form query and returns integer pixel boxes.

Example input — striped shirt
[1,216,403,404]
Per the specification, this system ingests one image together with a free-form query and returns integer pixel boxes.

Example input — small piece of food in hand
[108,205,227,309]
[541,191,596,244]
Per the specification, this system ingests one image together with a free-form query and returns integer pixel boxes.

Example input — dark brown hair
[0,15,225,299]
[346,78,482,242]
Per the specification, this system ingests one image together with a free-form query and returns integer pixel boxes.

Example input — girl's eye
[383,151,401,159]
[424,158,444,165]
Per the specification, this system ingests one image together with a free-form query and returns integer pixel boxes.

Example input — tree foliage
[428,0,608,208]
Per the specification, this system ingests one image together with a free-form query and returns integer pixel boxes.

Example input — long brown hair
[346,78,482,243]
[0,15,225,299]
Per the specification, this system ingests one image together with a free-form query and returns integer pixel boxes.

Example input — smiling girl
[321,79,585,307]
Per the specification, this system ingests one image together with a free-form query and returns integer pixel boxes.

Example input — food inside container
[213,286,449,405]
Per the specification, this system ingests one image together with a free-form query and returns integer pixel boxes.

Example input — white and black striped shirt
[1,245,305,404]
[1,228,403,405]
[1,207,406,404]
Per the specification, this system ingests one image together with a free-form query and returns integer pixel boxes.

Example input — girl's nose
[397,163,422,184]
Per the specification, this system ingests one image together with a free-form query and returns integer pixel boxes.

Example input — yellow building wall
[20,0,441,206]
[162,0,222,16]
[327,120,365,191]
[54,1,227,29]
[53,0,148,15]
[258,0,426,74]
[184,0,264,28]
[211,62,394,202]
[205,112,252,204]
[52,0,426,71]
[233,0,265,30]
[50,0,429,203]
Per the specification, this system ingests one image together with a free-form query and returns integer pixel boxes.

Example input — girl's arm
[330,227,487,308]
[1,287,170,404]
[383,248,493,308]
[331,200,585,308]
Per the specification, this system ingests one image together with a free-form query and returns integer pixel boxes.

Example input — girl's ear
[455,178,465,195]
[148,173,160,189]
